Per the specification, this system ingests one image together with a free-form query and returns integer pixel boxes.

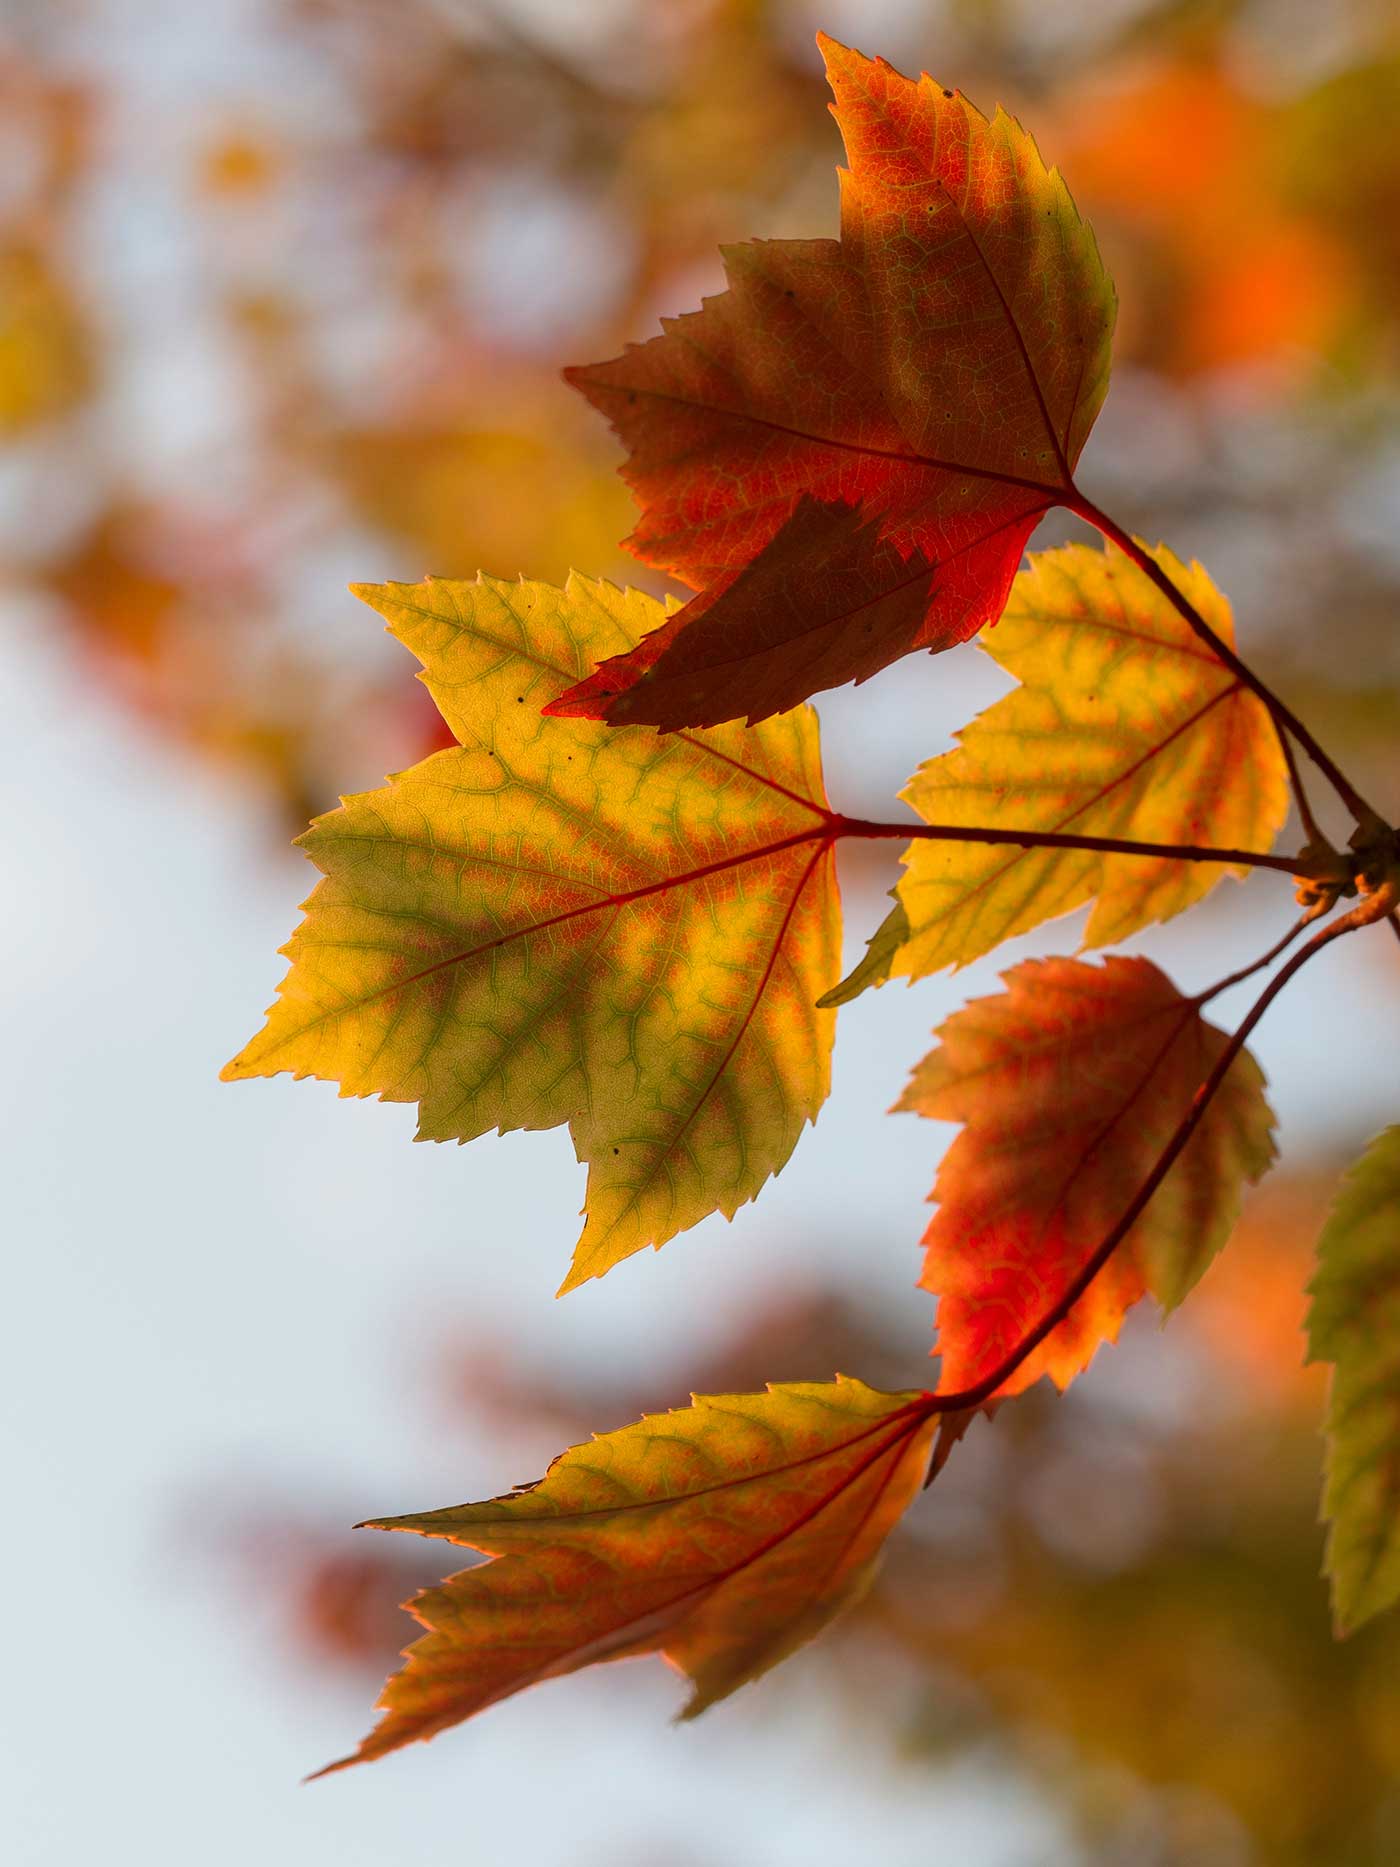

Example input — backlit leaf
[1306,1128,1400,1635]
[826,541,1288,1002]
[315,1377,937,1770]
[222,573,841,1291]
[548,34,1115,731]
[899,956,1275,1398]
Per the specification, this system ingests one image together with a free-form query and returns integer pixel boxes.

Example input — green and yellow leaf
[1307,1128,1400,1635]
[316,1377,938,1771]
[222,573,841,1290]
[825,541,1289,1003]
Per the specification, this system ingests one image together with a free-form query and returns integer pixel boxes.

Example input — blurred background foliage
[6,0,1400,829]
[5,1,1400,1862]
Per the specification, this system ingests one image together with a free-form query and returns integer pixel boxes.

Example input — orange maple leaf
[316,1378,937,1770]
[900,956,1276,1398]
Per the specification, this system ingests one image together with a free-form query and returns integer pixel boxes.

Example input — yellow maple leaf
[223,573,841,1290]
[827,540,1290,1001]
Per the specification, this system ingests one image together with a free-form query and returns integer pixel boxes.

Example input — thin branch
[1273,716,1325,846]
[918,890,1392,1416]
[1390,913,1400,948]
[1193,908,1323,1008]
[829,814,1305,876]
[1067,492,1382,830]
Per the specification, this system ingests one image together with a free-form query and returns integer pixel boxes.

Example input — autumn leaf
[547,34,1115,731]
[899,956,1276,1398]
[222,573,841,1291]
[1306,1128,1400,1635]
[314,1377,938,1772]
[549,499,945,733]
[826,541,1289,1004]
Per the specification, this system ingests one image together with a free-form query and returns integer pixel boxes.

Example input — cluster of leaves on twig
[223,36,1400,1774]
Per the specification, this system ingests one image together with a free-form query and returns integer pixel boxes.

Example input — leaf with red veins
[549,34,1115,731]
[222,573,842,1293]
[899,956,1276,1399]
[315,1377,938,1772]
[825,539,1290,1004]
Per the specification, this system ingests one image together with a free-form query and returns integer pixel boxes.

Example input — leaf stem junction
[1067,491,1384,834]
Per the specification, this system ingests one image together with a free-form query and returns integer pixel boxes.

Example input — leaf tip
[555,1260,590,1298]
[219,1043,266,1083]
[303,1755,354,1784]
[673,1688,710,1725]
[541,685,607,722]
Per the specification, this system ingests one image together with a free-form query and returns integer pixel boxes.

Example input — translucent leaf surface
[900,956,1276,1397]
[318,1377,937,1770]
[829,541,1289,1001]
[224,573,841,1290]
[549,36,1115,730]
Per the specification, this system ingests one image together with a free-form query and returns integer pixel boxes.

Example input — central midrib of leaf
[357,1405,929,1764]
[839,50,1084,484]
[1006,995,1200,1259]
[925,171,1075,480]
[908,680,1244,926]
[517,1415,920,1633]
[612,380,1066,500]
[597,839,832,1242]
[409,1399,932,1535]
[303,825,830,1031]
